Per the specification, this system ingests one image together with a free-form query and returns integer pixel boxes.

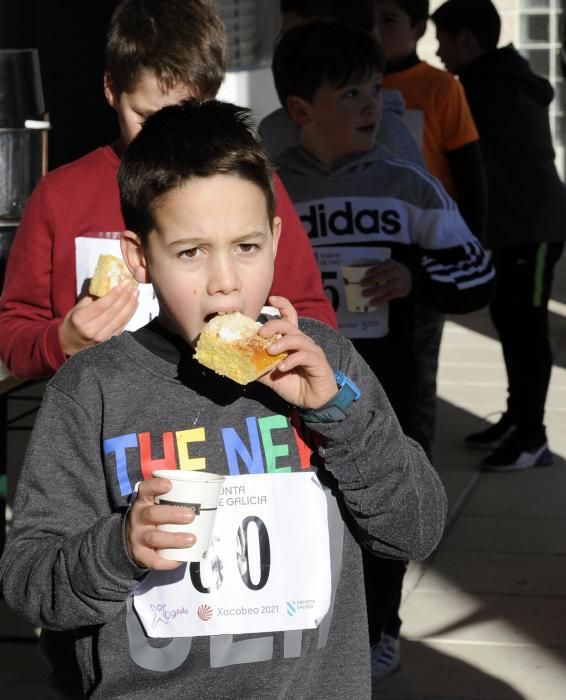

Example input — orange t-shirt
[383,61,479,200]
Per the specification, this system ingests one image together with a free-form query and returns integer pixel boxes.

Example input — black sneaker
[481,432,553,472]
[465,414,517,450]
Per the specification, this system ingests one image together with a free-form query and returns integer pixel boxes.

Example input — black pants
[491,242,564,441]
[363,553,407,644]
[411,305,445,460]
[354,335,418,646]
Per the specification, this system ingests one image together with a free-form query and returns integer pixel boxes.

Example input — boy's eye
[180,247,200,258]
[343,89,359,98]
[238,243,260,254]
[379,14,396,25]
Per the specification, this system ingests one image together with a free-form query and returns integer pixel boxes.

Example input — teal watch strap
[300,370,361,423]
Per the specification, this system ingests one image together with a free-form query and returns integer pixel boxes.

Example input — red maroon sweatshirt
[0,146,336,378]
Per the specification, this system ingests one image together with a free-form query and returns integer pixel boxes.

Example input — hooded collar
[459,44,554,107]
[385,50,421,75]
[276,144,391,179]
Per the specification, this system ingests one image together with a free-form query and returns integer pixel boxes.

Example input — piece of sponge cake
[89,254,137,297]
[194,312,288,385]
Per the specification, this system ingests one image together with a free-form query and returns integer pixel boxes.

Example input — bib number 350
[190,515,271,593]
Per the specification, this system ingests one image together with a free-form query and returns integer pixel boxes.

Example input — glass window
[216,0,278,69]
[555,80,566,110]
[522,48,551,76]
[521,14,550,43]
[554,114,566,146]
[520,0,550,8]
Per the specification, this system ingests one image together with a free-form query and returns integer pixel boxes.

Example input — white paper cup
[342,263,378,313]
[153,470,225,562]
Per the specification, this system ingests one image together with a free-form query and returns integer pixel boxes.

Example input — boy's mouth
[357,123,377,134]
[204,309,239,323]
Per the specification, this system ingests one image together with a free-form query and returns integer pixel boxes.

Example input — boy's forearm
[0,386,142,629]
[409,205,495,314]
[0,313,66,378]
[303,343,447,561]
[0,183,67,379]
[0,512,143,631]
[446,141,488,243]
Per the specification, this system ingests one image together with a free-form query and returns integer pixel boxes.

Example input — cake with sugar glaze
[194,312,287,385]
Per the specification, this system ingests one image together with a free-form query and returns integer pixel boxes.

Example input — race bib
[75,236,159,331]
[133,472,331,638]
[317,245,391,339]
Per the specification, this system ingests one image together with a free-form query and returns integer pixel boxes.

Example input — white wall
[216,67,280,124]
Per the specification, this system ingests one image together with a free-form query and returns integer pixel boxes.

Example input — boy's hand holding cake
[196,296,339,413]
[194,310,288,385]
[58,253,139,358]
[89,254,138,298]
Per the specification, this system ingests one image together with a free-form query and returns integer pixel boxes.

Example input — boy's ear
[286,96,312,127]
[120,231,151,284]
[271,216,282,258]
[412,18,428,42]
[103,71,118,110]
[460,29,479,53]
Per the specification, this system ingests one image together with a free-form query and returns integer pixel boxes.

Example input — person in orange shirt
[376,0,486,230]
[376,0,488,449]
[375,0,488,458]
[366,0,488,682]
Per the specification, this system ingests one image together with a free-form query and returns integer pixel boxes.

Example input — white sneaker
[370,633,400,681]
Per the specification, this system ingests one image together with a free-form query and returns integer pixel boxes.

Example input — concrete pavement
[374,252,566,700]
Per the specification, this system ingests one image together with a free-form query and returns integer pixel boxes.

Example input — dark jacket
[459,44,566,248]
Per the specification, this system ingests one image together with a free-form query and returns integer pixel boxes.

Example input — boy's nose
[363,94,381,115]
[207,255,241,296]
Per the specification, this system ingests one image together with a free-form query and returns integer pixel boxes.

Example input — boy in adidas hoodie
[271,20,494,680]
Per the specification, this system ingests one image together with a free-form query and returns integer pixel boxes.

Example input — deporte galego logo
[198,604,213,621]
[150,603,189,627]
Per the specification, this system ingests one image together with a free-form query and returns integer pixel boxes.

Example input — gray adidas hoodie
[0,318,446,699]
[275,145,494,321]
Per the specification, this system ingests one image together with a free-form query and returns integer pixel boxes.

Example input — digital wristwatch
[299,370,361,423]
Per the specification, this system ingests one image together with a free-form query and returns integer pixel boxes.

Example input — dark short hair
[280,0,376,33]
[272,20,385,109]
[119,100,276,244]
[105,0,228,99]
[431,0,501,50]
[378,0,429,27]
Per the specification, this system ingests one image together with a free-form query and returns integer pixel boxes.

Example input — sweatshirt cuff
[302,401,374,487]
[95,513,148,582]
[407,263,427,302]
[44,319,68,373]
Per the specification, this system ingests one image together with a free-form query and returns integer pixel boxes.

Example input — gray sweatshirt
[0,319,446,699]
[275,145,495,319]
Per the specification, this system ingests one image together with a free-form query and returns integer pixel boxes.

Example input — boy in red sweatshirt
[0,0,335,380]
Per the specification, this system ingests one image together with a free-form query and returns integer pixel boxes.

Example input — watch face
[334,371,362,402]
[301,372,361,423]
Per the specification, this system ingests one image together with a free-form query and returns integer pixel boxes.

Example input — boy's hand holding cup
[127,471,224,569]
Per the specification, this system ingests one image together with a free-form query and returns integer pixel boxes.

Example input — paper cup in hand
[342,263,377,313]
[153,470,225,562]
